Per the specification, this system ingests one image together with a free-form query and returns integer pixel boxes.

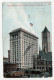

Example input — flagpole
[30,23,33,33]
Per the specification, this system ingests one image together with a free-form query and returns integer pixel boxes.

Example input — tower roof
[42,26,50,33]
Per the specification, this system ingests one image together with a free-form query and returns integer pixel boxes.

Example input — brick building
[3,63,17,73]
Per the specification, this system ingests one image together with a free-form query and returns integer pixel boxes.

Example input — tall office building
[42,27,50,53]
[9,28,38,69]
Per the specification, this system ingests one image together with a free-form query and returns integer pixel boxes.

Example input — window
[17,52,18,57]
[17,58,18,61]
[42,67,44,69]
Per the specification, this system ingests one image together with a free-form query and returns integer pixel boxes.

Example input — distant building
[42,27,50,52]
[33,55,46,71]
[33,51,52,72]
[8,50,10,63]
[9,28,38,69]
[41,27,52,71]
[3,57,8,63]
[3,63,17,73]
[39,51,52,62]
[39,51,52,71]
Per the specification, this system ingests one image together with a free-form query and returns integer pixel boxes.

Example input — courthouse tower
[42,27,50,53]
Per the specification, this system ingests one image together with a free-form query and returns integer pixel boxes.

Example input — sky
[3,2,52,57]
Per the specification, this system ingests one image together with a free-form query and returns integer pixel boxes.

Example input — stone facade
[9,28,38,69]
[33,55,46,71]
[3,57,8,63]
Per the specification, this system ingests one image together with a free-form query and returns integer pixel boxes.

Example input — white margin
[0,0,54,80]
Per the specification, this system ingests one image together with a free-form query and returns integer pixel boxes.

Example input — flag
[30,23,33,27]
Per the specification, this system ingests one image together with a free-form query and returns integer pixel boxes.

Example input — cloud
[6,2,35,34]
[7,3,24,28]
[3,2,36,57]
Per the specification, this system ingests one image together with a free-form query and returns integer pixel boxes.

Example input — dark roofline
[42,26,50,33]
[4,62,17,64]
[3,57,8,59]
[9,28,38,39]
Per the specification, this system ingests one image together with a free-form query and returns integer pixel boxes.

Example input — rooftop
[42,27,50,33]
[9,28,38,39]
[39,51,52,61]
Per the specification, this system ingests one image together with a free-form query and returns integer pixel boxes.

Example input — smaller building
[39,51,52,71]
[3,57,8,63]
[3,62,17,73]
[33,55,46,72]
